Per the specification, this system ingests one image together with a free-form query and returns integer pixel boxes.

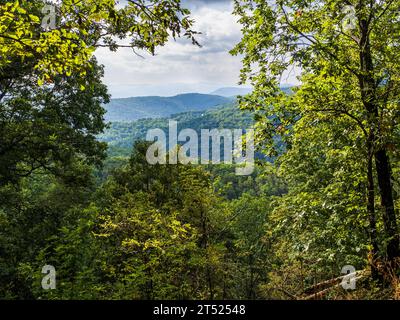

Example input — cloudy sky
[95,0,297,98]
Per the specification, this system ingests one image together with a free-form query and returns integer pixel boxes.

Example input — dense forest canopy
[0,0,399,300]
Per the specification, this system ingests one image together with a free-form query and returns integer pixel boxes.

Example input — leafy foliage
[0,0,198,83]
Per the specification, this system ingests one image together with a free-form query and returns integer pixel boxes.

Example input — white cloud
[95,0,245,97]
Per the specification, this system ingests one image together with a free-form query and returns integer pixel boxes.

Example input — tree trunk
[375,149,400,260]
[367,141,378,254]
[358,15,399,261]
[366,138,380,279]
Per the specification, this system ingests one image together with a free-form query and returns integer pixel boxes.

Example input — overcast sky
[95,0,298,98]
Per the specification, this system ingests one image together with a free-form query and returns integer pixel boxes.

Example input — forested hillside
[104,94,233,122]
[99,102,253,153]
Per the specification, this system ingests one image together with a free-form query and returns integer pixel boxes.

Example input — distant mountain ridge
[209,85,294,97]
[210,87,253,97]
[104,93,233,122]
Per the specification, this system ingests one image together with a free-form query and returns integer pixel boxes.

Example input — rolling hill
[104,93,233,122]
[98,102,254,156]
[99,86,293,157]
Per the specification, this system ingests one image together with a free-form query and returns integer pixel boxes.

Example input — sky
[95,0,299,98]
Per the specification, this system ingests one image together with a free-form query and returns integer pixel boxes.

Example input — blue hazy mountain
[210,85,295,97]
[210,87,253,97]
[104,93,234,122]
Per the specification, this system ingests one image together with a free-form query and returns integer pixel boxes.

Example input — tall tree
[0,57,109,185]
[232,0,400,262]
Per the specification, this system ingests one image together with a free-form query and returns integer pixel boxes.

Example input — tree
[232,0,400,263]
[0,0,198,82]
[0,161,96,299]
[0,57,109,186]
[227,193,271,299]
[34,141,231,300]
[1,0,198,185]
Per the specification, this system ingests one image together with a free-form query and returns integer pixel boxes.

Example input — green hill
[104,93,234,122]
[98,102,253,156]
